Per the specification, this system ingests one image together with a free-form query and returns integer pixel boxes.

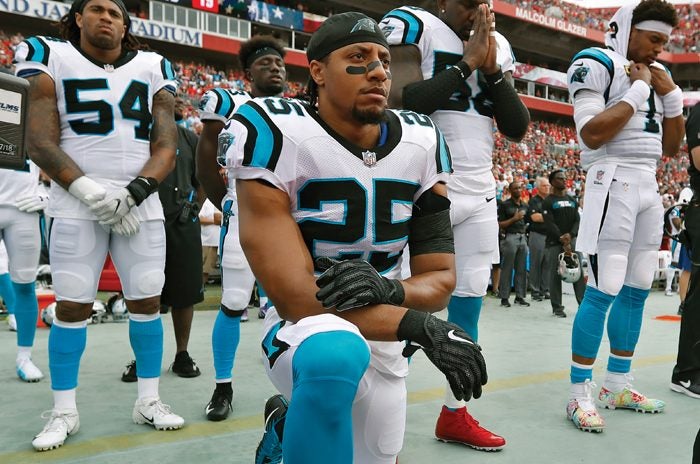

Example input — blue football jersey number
[63,79,152,140]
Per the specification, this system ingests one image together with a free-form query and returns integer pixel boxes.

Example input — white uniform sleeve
[199,89,250,123]
[495,32,516,74]
[567,48,613,100]
[151,54,178,96]
[13,37,54,80]
[380,8,429,58]
[418,124,452,200]
[224,103,288,195]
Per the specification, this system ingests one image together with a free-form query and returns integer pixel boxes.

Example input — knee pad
[11,267,36,284]
[134,269,165,298]
[53,266,96,303]
[595,253,628,296]
[222,287,251,312]
[293,331,370,387]
[624,250,658,290]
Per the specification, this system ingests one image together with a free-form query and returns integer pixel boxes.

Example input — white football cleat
[17,357,44,382]
[8,314,16,331]
[32,409,80,451]
[132,397,185,430]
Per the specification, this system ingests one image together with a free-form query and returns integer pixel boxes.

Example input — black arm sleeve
[486,70,530,141]
[402,62,471,116]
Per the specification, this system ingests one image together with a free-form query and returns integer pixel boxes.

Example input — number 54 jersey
[221,97,452,375]
[13,36,178,221]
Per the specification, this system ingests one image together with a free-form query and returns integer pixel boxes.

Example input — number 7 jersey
[13,36,178,220]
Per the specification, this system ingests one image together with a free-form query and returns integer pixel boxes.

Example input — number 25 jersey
[222,98,452,376]
[14,36,178,220]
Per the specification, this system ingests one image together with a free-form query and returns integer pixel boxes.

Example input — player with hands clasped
[380,0,529,451]
[221,12,486,464]
[566,0,684,433]
[14,0,184,451]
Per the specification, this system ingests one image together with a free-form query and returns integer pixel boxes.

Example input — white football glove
[111,210,140,237]
[16,193,48,213]
[90,188,136,225]
[68,176,106,208]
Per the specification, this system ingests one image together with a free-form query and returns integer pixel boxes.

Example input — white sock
[569,381,590,400]
[444,385,465,409]
[216,378,232,384]
[603,371,629,393]
[137,377,160,400]
[259,296,269,307]
[16,346,32,362]
[54,389,77,411]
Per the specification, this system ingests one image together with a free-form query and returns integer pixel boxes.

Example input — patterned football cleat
[255,394,288,464]
[598,382,665,413]
[566,381,605,433]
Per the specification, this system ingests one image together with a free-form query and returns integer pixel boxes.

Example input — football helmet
[558,252,582,283]
[36,264,52,289]
[110,297,129,322]
[90,300,108,324]
[41,302,57,327]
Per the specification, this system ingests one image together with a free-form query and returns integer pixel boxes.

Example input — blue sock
[13,282,38,347]
[284,331,370,464]
[570,363,594,384]
[129,316,163,378]
[607,354,632,374]
[447,295,482,342]
[49,323,87,390]
[212,309,240,381]
[0,273,15,315]
[570,286,615,383]
[607,284,648,356]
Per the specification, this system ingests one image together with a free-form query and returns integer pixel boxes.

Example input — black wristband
[396,309,431,347]
[485,68,504,85]
[454,61,472,81]
[126,176,159,206]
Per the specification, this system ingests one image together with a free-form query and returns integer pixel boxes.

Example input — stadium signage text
[0,0,202,47]
[515,7,588,38]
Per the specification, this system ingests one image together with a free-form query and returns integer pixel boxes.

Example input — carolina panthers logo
[570,66,589,84]
[199,94,210,111]
[217,132,235,167]
[380,24,395,38]
[351,18,379,34]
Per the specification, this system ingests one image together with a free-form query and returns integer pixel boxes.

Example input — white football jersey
[222,97,452,376]
[0,160,40,207]
[568,47,666,172]
[380,6,515,195]
[199,88,253,123]
[14,36,178,220]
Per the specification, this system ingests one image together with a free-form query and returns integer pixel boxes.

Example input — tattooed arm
[26,73,85,190]
[136,88,177,182]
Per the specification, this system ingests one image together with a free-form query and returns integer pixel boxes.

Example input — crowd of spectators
[0,30,23,72]
[502,0,699,53]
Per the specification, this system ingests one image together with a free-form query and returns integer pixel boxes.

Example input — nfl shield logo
[596,170,604,181]
[362,150,377,167]
[104,64,115,73]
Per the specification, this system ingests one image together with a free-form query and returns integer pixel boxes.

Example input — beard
[87,32,120,51]
[352,105,388,125]
[258,80,284,96]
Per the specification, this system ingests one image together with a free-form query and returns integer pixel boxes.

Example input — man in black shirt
[671,103,700,399]
[543,170,585,317]
[498,182,530,307]
[527,177,551,301]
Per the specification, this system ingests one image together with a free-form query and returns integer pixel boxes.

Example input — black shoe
[670,377,700,399]
[678,302,685,316]
[553,309,567,318]
[121,360,137,383]
[255,394,288,464]
[206,384,233,421]
[532,294,544,302]
[543,292,551,300]
[171,351,201,378]
[514,297,530,307]
[500,299,511,307]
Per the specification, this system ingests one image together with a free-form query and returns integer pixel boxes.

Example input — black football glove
[397,310,487,401]
[315,257,405,311]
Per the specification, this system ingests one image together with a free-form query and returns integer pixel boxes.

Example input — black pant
[545,245,585,312]
[673,203,700,382]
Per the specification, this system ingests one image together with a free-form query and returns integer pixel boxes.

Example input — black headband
[245,47,283,69]
[70,0,131,29]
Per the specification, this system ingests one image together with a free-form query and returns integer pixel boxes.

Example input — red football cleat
[435,406,506,451]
